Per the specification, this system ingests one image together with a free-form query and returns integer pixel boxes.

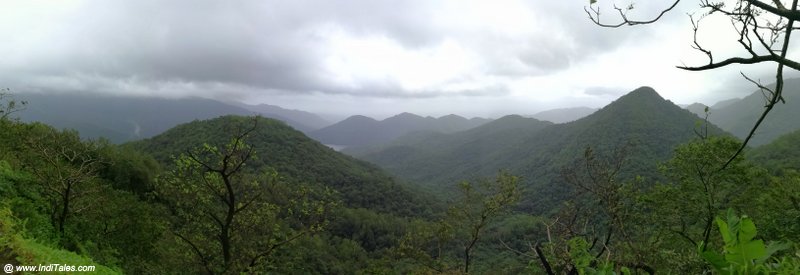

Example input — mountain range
[16,93,329,143]
[20,78,800,150]
[705,78,800,146]
[353,87,728,213]
[309,112,492,147]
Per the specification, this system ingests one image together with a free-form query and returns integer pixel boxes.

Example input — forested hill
[708,78,800,146]
[750,128,800,174]
[128,115,434,216]
[310,112,491,147]
[348,115,553,185]
[358,87,729,212]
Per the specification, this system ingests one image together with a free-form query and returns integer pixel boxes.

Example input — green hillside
[310,112,491,147]
[708,78,800,146]
[750,128,800,173]
[353,115,553,189]
[359,87,729,212]
[129,115,434,216]
[2,90,799,274]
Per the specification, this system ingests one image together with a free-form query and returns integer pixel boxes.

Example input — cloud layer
[0,0,788,118]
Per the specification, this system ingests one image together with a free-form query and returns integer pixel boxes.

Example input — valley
[3,84,799,273]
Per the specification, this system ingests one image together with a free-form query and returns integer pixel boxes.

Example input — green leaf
[726,239,766,265]
[738,216,757,243]
[760,241,791,263]
[702,250,727,270]
[717,216,732,245]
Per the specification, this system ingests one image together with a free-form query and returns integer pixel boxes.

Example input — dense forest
[1,87,800,274]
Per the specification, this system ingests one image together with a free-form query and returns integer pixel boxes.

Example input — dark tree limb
[586,0,681,28]
[534,242,555,275]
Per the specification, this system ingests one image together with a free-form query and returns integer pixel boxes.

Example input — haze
[2,0,795,119]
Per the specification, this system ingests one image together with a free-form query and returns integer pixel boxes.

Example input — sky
[2,0,798,120]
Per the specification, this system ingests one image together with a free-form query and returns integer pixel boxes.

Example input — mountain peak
[581,86,688,125]
[685,103,709,117]
[606,86,667,107]
[625,86,662,99]
[438,114,467,121]
[380,112,425,122]
[343,115,378,122]
[388,112,423,119]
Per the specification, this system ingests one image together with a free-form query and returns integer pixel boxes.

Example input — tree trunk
[58,183,71,234]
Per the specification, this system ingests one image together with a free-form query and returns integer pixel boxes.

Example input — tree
[22,127,105,236]
[587,0,800,164]
[0,88,26,122]
[396,171,520,274]
[448,170,521,274]
[537,145,655,274]
[624,136,766,272]
[654,136,760,251]
[155,117,335,274]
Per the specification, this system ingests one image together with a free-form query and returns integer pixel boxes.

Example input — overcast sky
[2,0,798,119]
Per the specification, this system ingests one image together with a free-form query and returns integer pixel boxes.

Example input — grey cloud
[466,1,681,77]
[1,0,691,100]
[319,81,510,99]
[5,0,448,98]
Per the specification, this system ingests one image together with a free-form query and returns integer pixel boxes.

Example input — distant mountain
[356,87,728,213]
[309,112,491,147]
[16,93,316,143]
[685,102,708,117]
[348,115,553,181]
[708,78,800,146]
[711,97,740,109]
[232,102,331,131]
[18,93,253,143]
[529,106,598,123]
[128,115,432,216]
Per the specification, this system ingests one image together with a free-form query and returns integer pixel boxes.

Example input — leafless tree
[24,129,104,234]
[587,0,799,167]
[0,88,26,121]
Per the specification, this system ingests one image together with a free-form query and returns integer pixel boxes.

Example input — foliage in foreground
[0,206,119,274]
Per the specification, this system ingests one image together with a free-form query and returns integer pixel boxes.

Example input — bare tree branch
[586,0,681,28]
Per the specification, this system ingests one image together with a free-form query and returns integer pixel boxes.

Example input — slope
[233,102,331,131]
[708,78,800,146]
[17,93,315,143]
[749,128,800,173]
[129,115,432,216]
[359,87,728,213]
[685,102,708,117]
[353,115,553,186]
[310,112,491,147]
[530,106,598,123]
[711,97,740,109]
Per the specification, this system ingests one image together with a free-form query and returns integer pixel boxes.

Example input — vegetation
[359,87,728,213]
[310,112,490,147]
[1,88,799,274]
